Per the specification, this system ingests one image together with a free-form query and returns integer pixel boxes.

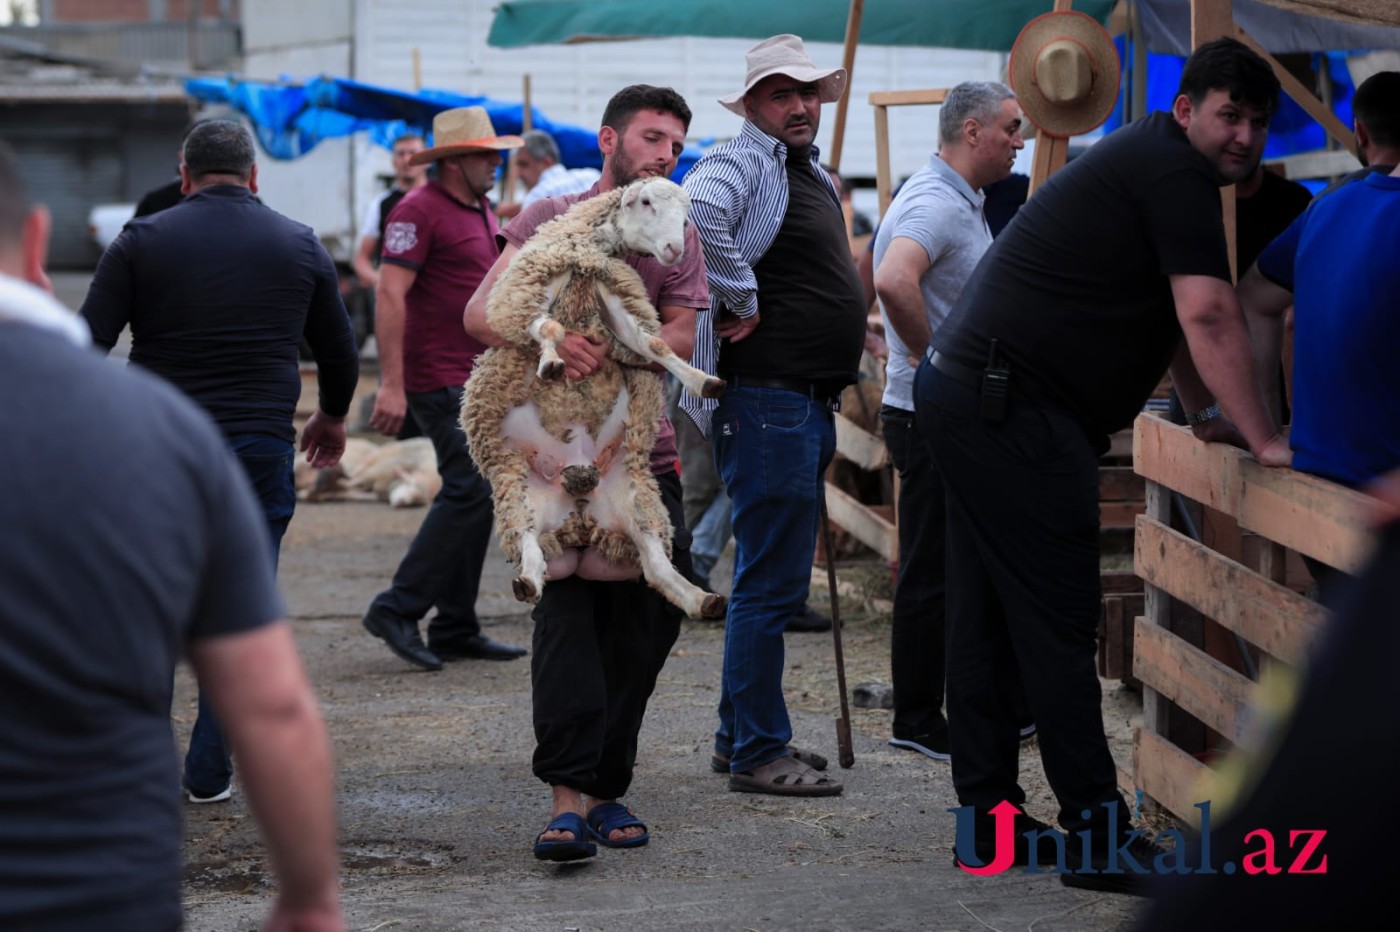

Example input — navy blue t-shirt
[0,320,285,930]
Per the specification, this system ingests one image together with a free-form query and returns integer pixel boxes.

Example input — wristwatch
[1186,403,1221,426]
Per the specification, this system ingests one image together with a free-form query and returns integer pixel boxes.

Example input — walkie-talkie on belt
[980,338,1010,424]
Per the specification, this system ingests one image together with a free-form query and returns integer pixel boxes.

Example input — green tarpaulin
[487,0,1119,52]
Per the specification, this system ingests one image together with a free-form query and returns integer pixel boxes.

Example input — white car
[87,203,136,252]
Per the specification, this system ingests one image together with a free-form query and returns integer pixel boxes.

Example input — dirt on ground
[174,490,1156,932]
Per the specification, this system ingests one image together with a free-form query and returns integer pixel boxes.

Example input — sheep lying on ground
[462,177,725,619]
[294,436,441,507]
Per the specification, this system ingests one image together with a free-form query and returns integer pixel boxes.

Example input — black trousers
[370,386,490,643]
[915,363,1129,836]
[530,470,689,800]
[881,406,948,741]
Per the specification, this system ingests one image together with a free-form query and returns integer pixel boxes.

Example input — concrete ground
[175,499,1150,932]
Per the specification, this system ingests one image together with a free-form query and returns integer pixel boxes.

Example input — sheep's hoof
[700,376,726,399]
[512,576,540,603]
[538,359,565,380]
[560,464,600,496]
[699,593,727,619]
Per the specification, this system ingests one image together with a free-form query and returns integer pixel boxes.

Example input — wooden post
[501,74,532,207]
[873,100,892,220]
[828,0,865,172]
[411,47,422,92]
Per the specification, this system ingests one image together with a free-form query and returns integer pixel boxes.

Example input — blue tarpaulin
[184,75,706,179]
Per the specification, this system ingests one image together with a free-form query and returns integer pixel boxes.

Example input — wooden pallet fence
[1129,413,1373,825]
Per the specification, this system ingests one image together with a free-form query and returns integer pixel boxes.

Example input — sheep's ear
[620,183,642,209]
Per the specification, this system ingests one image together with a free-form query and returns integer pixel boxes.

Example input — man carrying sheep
[80,119,359,805]
[683,34,867,797]
[465,84,708,861]
[361,106,528,671]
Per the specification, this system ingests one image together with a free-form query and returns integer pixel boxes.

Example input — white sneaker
[185,785,232,804]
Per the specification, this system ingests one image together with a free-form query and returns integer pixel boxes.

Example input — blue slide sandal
[533,812,597,862]
[586,802,649,849]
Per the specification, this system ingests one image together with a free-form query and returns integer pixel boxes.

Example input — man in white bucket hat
[683,35,866,797]
[361,106,528,670]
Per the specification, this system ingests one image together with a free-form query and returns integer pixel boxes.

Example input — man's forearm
[374,285,407,389]
[878,283,931,359]
[1180,310,1278,452]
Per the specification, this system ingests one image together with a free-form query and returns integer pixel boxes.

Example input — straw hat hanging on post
[1009,10,1122,139]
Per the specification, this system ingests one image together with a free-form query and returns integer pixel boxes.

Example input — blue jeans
[712,386,835,772]
[183,433,295,797]
[689,488,732,583]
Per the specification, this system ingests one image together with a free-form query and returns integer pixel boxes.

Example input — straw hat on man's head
[718,34,848,117]
[409,107,523,165]
[1009,11,1121,139]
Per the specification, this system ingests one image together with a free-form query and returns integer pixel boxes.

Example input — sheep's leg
[588,467,726,620]
[596,285,725,399]
[515,530,547,603]
[528,316,569,380]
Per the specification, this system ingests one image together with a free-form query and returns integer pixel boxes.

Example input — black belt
[928,351,982,389]
[723,374,843,409]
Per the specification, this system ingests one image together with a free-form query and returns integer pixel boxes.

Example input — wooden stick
[828,0,864,172]
[820,495,856,769]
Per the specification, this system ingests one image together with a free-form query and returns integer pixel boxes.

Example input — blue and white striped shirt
[681,120,841,437]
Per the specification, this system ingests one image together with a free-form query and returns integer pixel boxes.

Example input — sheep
[461,177,726,619]
[295,436,440,507]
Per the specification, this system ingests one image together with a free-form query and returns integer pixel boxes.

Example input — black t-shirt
[934,111,1232,442]
[80,185,360,442]
[0,322,284,930]
[1237,169,1312,274]
[720,151,866,387]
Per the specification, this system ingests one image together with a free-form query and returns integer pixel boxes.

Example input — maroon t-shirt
[501,183,710,475]
[381,180,497,393]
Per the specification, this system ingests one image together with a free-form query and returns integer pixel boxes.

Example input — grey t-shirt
[0,320,285,930]
[873,155,992,411]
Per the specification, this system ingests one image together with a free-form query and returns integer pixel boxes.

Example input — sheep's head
[615,177,690,267]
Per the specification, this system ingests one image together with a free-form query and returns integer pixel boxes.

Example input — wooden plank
[1135,727,1208,827]
[1103,596,1125,679]
[1028,134,1068,197]
[1101,570,1143,596]
[1236,27,1358,156]
[1132,414,1373,573]
[1134,620,1254,742]
[1099,466,1146,502]
[867,88,948,108]
[1101,501,1144,529]
[834,412,890,470]
[824,480,896,562]
[1134,517,1323,665]
[873,102,893,221]
[1140,480,1172,737]
[826,0,864,172]
[1275,147,1362,180]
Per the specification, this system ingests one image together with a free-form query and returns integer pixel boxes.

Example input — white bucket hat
[718,34,848,117]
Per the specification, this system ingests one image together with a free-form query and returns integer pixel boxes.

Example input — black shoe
[429,633,527,662]
[1058,833,1162,897]
[362,610,442,671]
[785,604,832,633]
[889,731,951,761]
[952,811,1060,870]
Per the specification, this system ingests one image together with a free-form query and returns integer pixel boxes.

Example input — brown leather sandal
[710,746,828,774]
[727,754,844,797]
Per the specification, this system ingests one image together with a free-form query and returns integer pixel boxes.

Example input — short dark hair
[601,85,692,134]
[181,120,256,179]
[1354,71,1400,149]
[1177,37,1280,115]
[0,141,28,245]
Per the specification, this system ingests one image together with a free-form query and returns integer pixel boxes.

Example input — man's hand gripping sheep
[461,177,726,619]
